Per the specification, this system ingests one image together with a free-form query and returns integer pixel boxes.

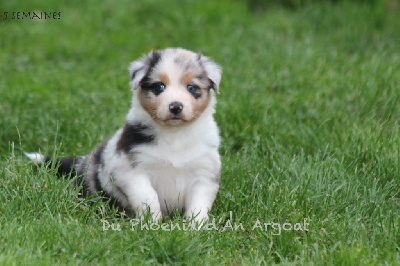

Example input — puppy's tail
[25,152,80,177]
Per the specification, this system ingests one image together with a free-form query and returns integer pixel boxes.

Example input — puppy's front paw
[136,208,162,223]
[151,211,162,223]
[184,212,209,230]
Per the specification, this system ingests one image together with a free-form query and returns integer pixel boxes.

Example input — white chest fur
[132,117,221,212]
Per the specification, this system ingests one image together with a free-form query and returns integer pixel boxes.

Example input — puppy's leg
[185,180,219,223]
[121,173,162,221]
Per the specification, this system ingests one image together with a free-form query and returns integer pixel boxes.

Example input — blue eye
[187,84,197,93]
[156,83,165,92]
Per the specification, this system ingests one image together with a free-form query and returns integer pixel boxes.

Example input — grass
[1,0,399,264]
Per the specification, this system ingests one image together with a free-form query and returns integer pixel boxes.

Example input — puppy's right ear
[129,56,147,91]
[129,51,162,91]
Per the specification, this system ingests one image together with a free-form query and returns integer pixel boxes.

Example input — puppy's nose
[169,102,183,115]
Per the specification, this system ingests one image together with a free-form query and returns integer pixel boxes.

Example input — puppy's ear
[129,50,162,91]
[198,54,222,94]
[129,56,147,91]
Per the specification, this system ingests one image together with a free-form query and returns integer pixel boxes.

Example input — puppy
[26,48,222,223]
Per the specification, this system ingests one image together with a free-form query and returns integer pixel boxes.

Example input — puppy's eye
[187,84,198,93]
[187,84,202,99]
[149,82,165,95]
[156,83,165,93]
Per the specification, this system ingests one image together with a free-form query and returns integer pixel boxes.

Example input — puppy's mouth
[166,113,186,121]
[167,116,186,124]
[157,115,193,126]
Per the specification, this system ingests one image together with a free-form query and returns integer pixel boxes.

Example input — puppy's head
[129,48,222,127]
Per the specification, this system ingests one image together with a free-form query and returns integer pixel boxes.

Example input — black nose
[169,102,183,115]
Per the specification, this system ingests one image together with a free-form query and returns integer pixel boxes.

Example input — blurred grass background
[0,0,399,264]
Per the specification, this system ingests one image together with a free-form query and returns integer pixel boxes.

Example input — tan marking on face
[158,73,170,86]
[138,89,159,121]
[192,88,211,120]
[181,72,194,86]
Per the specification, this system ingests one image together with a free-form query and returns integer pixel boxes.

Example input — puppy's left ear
[129,56,147,91]
[198,54,222,94]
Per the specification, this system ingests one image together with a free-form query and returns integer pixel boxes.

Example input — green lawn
[1,0,399,264]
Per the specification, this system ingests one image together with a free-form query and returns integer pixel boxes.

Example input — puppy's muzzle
[169,102,183,115]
